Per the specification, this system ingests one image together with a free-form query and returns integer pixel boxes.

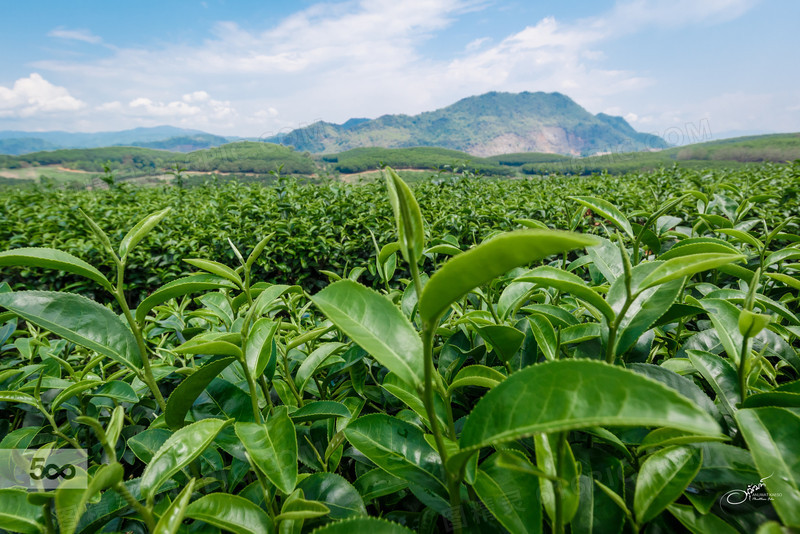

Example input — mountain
[264,91,668,156]
[0,126,231,155]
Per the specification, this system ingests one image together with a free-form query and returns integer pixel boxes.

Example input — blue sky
[1,0,798,140]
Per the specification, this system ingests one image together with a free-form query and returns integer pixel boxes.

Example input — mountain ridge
[265,91,668,156]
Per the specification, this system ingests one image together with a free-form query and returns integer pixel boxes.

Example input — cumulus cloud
[16,0,762,133]
[0,73,86,117]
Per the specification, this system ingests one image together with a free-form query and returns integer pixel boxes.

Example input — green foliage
[0,163,799,533]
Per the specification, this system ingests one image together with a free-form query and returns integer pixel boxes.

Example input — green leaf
[735,407,800,527]
[165,356,236,430]
[569,196,634,239]
[460,360,722,452]
[141,418,229,499]
[715,228,764,250]
[0,247,112,292]
[310,280,424,390]
[527,314,558,361]
[738,309,771,337]
[384,167,425,264]
[235,407,298,495]
[245,233,275,274]
[687,350,740,418]
[295,342,345,394]
[419,229,598,324]
[174,340,242,358]
[246,318,278,378]
[381,372,449,432]
[309,517,414,534]
[119,207,171,259]
[289,401,351,423]
[536,433,580,525]
[153,477,195,534]
[699,299,746,365]
[183,258,243,289]
[447,365,506,395]
[472,451,542,534]
[0,390,41,409]
[0,291,141,371]
[297,472,366,519]
[344,414,448,501]
[638,253,745,290]
[91,380,138,404]
[186,493,274,534]
[128,428,171,463]
[51,379,102,411]
[277,489,330,523]
[135,274,237,323]
[353,469,407,502]
[515,266,614,322]
[477,325,525,363]
[0,489,44,534]
[634,446,702,524]
[667,503,738,534]
[56,463,124,534]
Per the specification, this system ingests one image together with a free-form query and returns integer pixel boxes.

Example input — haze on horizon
[1,0,798,142]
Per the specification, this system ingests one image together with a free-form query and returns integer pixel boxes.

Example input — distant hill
[0,126,231,155]
[264,91,668,156]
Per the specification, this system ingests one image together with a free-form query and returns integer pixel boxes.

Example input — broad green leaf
[535,433,580,525]
[378,242,402,264]
[569,196,634,239]
[141,418,229,499]
[573,448,626,534]
[183,258,243,288]
[735,407,800,527]
[135,274,237,323]
[638,253,745,290]
[128,428,171,463]
[715,228,764,249]
[585,236,624,283]
[658,241,740,260]
[297,472,366,519]
[276,489,329,522]
[165,356,236,430]
[119,207,170,259]
[637,428,727,453]
[0,248,112,292]
[384,167,425,263]
[420,230,598,323]
[738,309,771,337]
[56,463,123,534]
[310,280,423,390]
[527,314,557,361]
[765,272,800,292]
[174,339,242,358]
[309,517,414,534]
[687,350,740,417]
[91,380,138,404]
[0,390,40,409]
[186,493,273,534]
[381,372,449,432]
[0,291,141,370]
[295,342,345,394]
[51,379,102,411]
[699,299,745,365]
[473,451,542,534]
[344,414,448,501]
[460,360,722,452]
[628,363,720,422]
[477,325,525,362]
[153,477,195,534]
[0,488,44,534]
[424,243,462,256]
[447,365,506,395]
[667,503,738,534]
[235,407,297,494]
[515,266,614,322]
[634,446,702,524]
[353,469,407,501]
[246,318,278,378]
[289,401,351,423]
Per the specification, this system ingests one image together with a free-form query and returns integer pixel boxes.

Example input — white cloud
[48,28,102,44]
[13,0,765,134]
[0,73,85,117]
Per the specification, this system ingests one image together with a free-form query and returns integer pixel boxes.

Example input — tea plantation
[0,163,798,533]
